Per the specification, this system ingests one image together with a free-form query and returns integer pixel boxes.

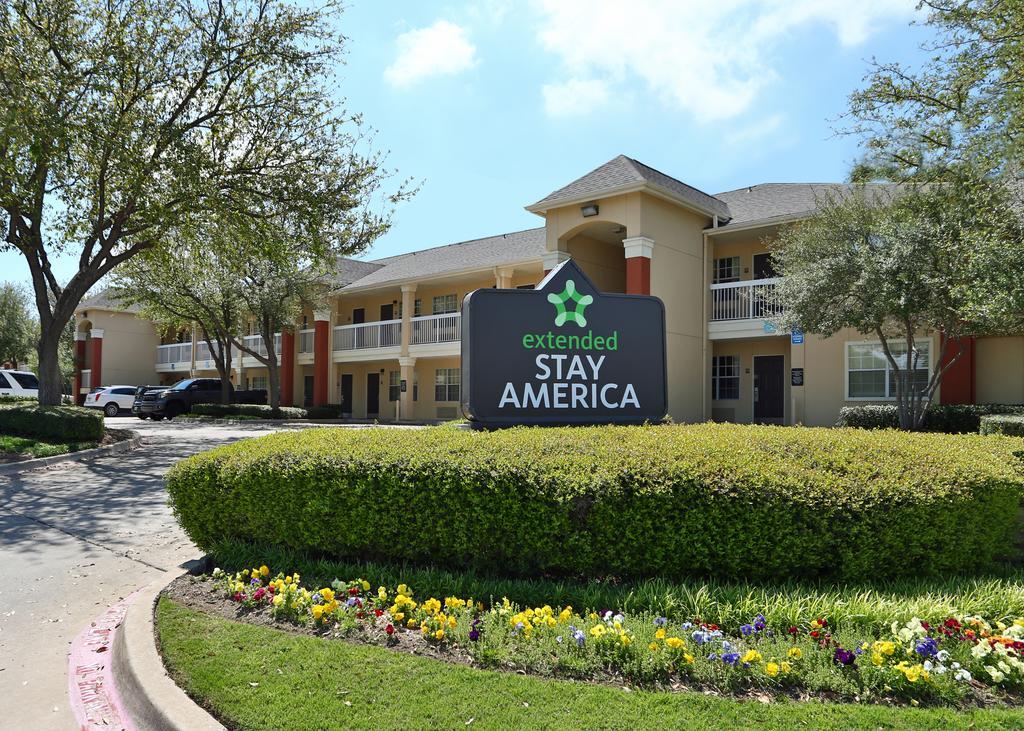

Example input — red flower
[356,611,365,619]
[374,609,384,617]
[348,587,359,595]
[232,592,243,602]
[810,630,820,639]
[787,626,798,636]
[385,624,395,635]
[921,621,931,631]
[709,624,719,632]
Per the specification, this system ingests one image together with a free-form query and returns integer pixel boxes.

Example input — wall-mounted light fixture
[581,203,599,218]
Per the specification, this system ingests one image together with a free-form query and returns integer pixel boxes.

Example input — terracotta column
[623,236,654,295]
[73,331,87,405]
[313,311,330,407]
[89,329,104,391]
[939,334,976,405]
[280,329,296,407]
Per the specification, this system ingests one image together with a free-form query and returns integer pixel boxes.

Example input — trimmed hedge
[0,403,104,441]
[0,395,38,404]
[166,423,1024,582]
[190,404,307,419]
[980,415,1024,437]
[306,404,343,420]
[836,403,1024,433]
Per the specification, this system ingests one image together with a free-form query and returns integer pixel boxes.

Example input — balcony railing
[80,369,91,389]
[710,278,782,321]
[411,312,461,345]
[333,319,402,351]
[157,342,192,364]
[298,328,315,354]
[240,333,282,358]
[195,341,240,363]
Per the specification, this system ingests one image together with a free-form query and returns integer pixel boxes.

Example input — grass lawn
[157,598,1024,731]
[0,434,99,459]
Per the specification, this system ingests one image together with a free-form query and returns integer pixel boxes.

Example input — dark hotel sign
[461,259,667,427]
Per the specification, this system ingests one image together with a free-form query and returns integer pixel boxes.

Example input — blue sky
[5,0,934,288]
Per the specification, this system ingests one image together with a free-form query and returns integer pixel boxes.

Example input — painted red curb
[68,590,141,731]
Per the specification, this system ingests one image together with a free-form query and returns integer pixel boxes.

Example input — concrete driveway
[0,417,332,730]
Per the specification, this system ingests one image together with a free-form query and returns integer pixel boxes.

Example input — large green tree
[0,0,407,404]
[771,176,1024,430]
[0,281,36,368]
[847,0,1024,179]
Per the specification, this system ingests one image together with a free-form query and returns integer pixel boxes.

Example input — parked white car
[0,369,39,398]
[84,385,138,417]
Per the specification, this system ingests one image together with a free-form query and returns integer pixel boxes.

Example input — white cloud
[534,0,916,121]
[725,113,785,145]
[384,21,477,88]
[542,78,611,117]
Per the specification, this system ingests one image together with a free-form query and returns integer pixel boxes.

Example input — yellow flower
[311,605,324,621]
[434,629,445,641]
[407,618,418,628]
[781,662,792,674]
[787,647,802,660]
[873,640,896,656]
[361,579,371,592]
[590,625,607,638]
[259,565,269,577]
[871,652,884,667]
[665,637,685,650]
[448,616,457,629]
[655,628,666,640]
[741,650,763,664]
[272,595,283,606]
[320,588,335,603]
[394,612,405,622]
[648,642,659,652]
[765,662,779,677]
[683,652,695,664]
[620,634,632,646]
[378,586,388,601]
[397,584,410,597]
[251,568,259,578]
[559,607,574,623]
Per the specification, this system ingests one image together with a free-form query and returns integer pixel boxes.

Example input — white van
[0,369,39,398]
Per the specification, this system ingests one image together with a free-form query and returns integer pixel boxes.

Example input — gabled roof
[526,155,731,221]
[325,257,385,288]
[714,183,903,229]
[79,290,142,314]
[338,228,546,291]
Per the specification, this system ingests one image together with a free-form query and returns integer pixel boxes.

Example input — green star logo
[547,279,593,328]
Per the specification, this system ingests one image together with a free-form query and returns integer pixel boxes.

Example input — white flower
[954,668,972,682]
[936,650,950,662]
[987,665,1005,683]
[923,660,933,672]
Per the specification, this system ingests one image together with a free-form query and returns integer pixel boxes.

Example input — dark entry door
[366,373,379,416]
[341,374,353,416]
[352,308,365,324]
[380,303,394,321]
[753,253,777,280]
[753,355,785,422]
[303,375,314,408]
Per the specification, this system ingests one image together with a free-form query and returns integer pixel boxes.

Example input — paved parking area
[0,417,348,730]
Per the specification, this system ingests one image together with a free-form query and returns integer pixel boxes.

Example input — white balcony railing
[195,341,240,363]
[298,328,315,354]
[240,333,282,358]
[333,319,402,351]
[156,342,192,364]
[710,278,782,321]
[411,312,461,345]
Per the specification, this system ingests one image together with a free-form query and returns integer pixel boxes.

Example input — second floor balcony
[709,278,783,340]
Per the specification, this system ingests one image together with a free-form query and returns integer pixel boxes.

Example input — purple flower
[250,577,261,586]
[739,624,754,636]
[833,647,856,666]
[469,629,480,641]
[915,637,939,658]
[722,652,740,665]
[653,617,668,627]
[707,652,718,661]
[753,614,766,632]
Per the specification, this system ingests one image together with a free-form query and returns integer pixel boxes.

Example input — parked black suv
[135,378,230,419]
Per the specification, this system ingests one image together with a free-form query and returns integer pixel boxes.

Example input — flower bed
[167,423,1024,582]
[194,565,1024,707]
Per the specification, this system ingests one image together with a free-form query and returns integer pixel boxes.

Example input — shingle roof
[528,155,731,220]
[714,183,903,228]
[339,227,546,290]
[79,290,141,313]
[325,257,384,288]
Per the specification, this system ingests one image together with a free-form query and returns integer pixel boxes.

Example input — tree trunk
[35,328,63,405]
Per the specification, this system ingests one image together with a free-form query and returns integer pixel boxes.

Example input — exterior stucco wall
[976,336,1024,404]
[710,337,791,424]
[76,309,160,388]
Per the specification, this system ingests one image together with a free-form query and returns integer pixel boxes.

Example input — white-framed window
[388,370,401,402]
[432,294,457,314]
[434,368,460,402]
[845,340,931,400]
[250,376,268,391]
[713,256,741,284]
[397,299,423,318]
[711,355,741,400]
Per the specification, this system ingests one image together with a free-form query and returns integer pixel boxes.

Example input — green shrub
[0,403,103,441]
[980,415,1024,437]
[0,395,38,404]
[191,403,307,419]
[306,404,343,420]
[836,403,1024,432]
[167,423,1024,583]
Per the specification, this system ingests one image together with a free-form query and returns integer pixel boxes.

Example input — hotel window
[397,299,423,318]
[388,371,401,401]
[250,376,268,392]
[434,368,460,402]
[432,294,458,314]
[846,341,930,399]
[711,355,740,400]
[713,256,741,284]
